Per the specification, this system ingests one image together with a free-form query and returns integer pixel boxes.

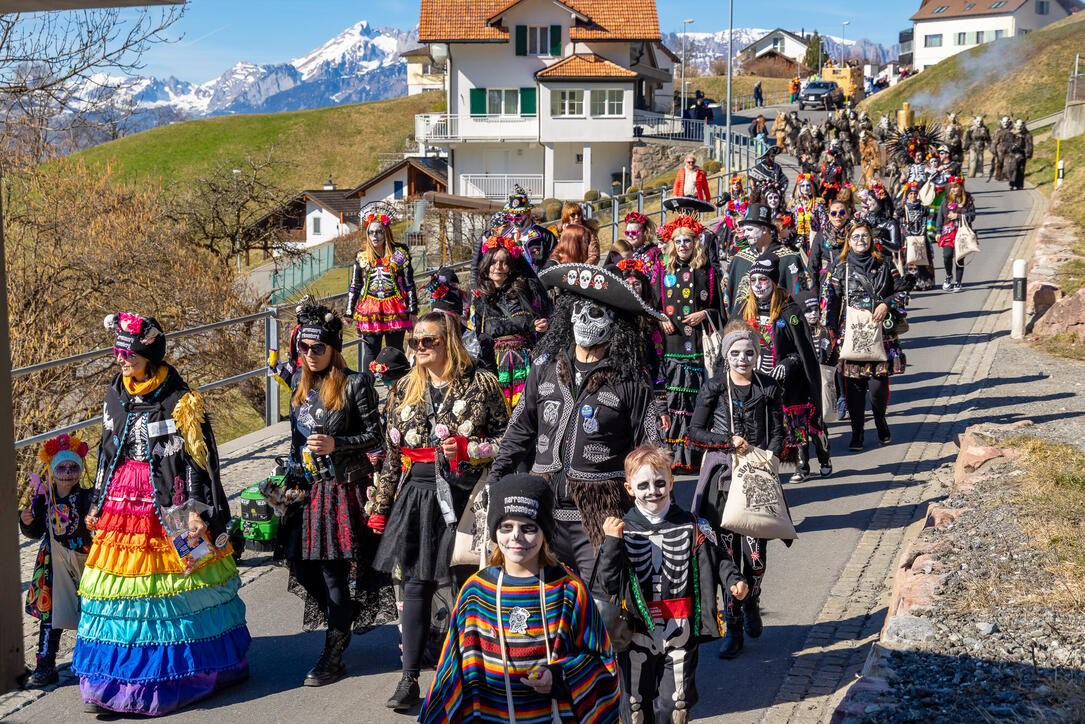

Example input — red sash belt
[401,436,469,471]
[646,597,692,621]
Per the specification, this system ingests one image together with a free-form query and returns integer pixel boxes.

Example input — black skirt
[372,465,467,584]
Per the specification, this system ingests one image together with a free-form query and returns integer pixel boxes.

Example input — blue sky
[139,0,920,83]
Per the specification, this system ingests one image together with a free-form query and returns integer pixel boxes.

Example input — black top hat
[739,203,775,230]
[539,263,663,319]
[759,145,782,160]
[105,313,166,363]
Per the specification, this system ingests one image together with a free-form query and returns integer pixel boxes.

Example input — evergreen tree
[803,32,828,71]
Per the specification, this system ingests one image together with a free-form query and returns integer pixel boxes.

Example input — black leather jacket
[854,209,902,253]
[288,369,383,484]
[689,372,784,456]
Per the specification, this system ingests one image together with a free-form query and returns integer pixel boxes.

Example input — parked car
[798,81,842,110]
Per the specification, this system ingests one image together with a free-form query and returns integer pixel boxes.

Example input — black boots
[719,614,744,659]
[26,626,61,688]
[386,672,421,711]
[790,449,809,484]
[303,628,351,687]
[743,597,764,638]
[874,414,891,445]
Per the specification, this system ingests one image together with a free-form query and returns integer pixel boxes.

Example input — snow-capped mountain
[663,28,898,70]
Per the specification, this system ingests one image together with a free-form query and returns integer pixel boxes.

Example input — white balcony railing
[460,174,544,201]
[553,179,585,199]
[416,113,538,143]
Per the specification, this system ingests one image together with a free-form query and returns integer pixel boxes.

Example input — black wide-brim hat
[539,263,665,320]
[663,195,715,214]
[759,145,782,160]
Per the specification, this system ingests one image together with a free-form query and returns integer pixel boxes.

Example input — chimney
[324,175,336,190]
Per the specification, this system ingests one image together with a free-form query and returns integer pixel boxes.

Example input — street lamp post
[681,19,694,118]
[725,0,733,178]
[841,21,850,65]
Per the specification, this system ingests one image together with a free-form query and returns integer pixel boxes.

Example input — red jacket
[673,167,710,201]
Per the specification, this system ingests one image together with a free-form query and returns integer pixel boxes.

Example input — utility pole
[725,1,733,178]
[681,18,694,118]
[842,21,850,66]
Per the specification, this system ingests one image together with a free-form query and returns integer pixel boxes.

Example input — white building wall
[587,142,632,195]
[304,202,353,248]
[911,12,1041,69]
[1013,0,1072,31]
[744,33,808,62]
[355,172,409,205]
[538,82,634,143]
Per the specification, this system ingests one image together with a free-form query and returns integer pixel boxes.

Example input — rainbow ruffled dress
[74,459,249,714]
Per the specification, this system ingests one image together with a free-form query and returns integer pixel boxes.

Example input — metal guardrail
[12,260,472,450]
[270,244,336,304]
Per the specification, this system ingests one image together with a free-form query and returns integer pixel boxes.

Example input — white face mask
[495,516,543,567]
[674,235,695,261]
[727,339,757,375]
[571,298,615,348]
[750,273,774,300]
[798,180,814,197]
[740,224,767,246]
[367,222,386,245]
[766,191,781,209]
[627,464,671,516]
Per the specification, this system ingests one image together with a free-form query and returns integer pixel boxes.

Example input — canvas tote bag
[954,216,980,266]
[450,477,490,568]
[838,265,887,363]
[905,234,929,266]
[702,315,724,379]
[820,364,840,423]
[918,179,936,206]
[719,382,797,541]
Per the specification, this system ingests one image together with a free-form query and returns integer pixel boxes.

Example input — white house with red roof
[910,0,1082,70]
[416,0,676,201]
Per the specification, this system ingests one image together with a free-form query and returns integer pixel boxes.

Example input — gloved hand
[770,364,787,381]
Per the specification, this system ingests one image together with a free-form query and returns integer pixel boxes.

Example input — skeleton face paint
[496,515,543,567]
[367,222,386,246]
[673,234,695,261]
[727,338,757,375]
[850,229,873,253]
[766,190,781,209]
[626,464,671,516]
[508,211,531,228]
[571,298,615,348]
[741,223,769,247]
[750,273,774,300]
[798,179,814,197]
[624,223,644,247]
[804,309,819,326]
[861,193,878,214]
[52,461,83,491]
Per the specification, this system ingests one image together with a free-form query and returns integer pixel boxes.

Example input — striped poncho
[420,565,620,724]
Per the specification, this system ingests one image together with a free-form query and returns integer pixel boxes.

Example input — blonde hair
[364,221,398,267]
[742,285,790,326]
[291,348,349,412]
[611,238,633,256]
[395,311,473,412]
[663,232,707,273]
[624,444,674,481]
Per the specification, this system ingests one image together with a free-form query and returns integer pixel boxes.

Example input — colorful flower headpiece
[659,215,704,243]
[117,312,143,334]
[624,212,649,226]
[870,179,887,194]
[40,433,89,467]
[617,258,647,275]
[796,172,815,183]
[368,361,388,378]
[365,213,392,227]
[903,181,921,191]
[483,236,522,258]
[729,175,744,186]
[947,175,964,185]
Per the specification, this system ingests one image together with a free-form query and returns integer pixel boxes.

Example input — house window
[527,26,550,56]
[487,88,519,115]
[924,34,943,47]
[974,30,987,43]
[552,89,585,116]
[932,5,948,12]
[956,32,968,45]
[772,36,785,52]
[312,216,321,235]
[991,1,1006,7]
[964,2,975,8]
[994,29,1005,38]
[590,89,624,116]
[1036,0,1049,13]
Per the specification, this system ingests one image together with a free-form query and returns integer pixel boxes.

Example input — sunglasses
[624,230,641,238]
[298,342,328,356]
[828,210,848,217]
[113,348,136,361]
[407,336,443,351]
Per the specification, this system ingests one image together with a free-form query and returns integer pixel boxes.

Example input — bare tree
[168,150,302,266]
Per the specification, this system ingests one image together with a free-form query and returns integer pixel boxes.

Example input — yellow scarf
[123,365,168,396]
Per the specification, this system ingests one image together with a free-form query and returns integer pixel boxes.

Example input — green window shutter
[550,25,562,56]
[515,25,528,56]
[469,87,486,116]
[520,87,536,116]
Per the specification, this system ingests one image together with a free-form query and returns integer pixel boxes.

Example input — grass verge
[1031,332,1085,361]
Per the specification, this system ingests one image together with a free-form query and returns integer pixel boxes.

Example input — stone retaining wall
[1026,212,1082,315]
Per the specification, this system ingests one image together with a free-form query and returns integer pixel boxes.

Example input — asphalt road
[8,118,1038,723]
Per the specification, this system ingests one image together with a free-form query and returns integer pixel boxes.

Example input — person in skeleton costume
[734,253,830,481]
[371,311,509,711]
[593,445,748,724]
[818,146,848,203]
[489,264,664,579]
[990,116,1014,182]
[421,475,621,724]
[748,146,788,197]
[1004,119,1034,191]
[470,187,557,287]
[604,212,664,282]
[611,259,665,389]
[859,130,883,188]
[825,222,909,450]
[963,116,991,178]
[855,188,902,258]
[653,217,722,472]
[895,181,937,290]
[20,433,94,688]
[788,173,825,255]
[346,207,418,369]
[753,182,798,252]
[724,203,810,315]
[688,321,785,659]
[941,112,964,164]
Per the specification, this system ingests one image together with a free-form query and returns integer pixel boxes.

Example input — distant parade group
[18,101,1018,722]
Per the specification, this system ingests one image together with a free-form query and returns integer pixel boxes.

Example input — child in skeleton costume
[605,212,664,281]
[75,314,249,716]
[489,264,664,580]
[469,237,552,410]
[895,182,937,290]
[421,475,620,724]
[795,289,835,366]
[652,217,722,473]
[788,173,826,255]
[346,208,418,368]
[963,116,991,178]
[688,322,785,659]
[826,222,910,451]
[818,147,848,203]
[471,187,557,287]
[20,434,94,687]
[724,203,811,317]
[593,446,748,724]
[735,253,831,482]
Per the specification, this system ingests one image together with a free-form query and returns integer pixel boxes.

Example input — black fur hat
[295,304,343,351]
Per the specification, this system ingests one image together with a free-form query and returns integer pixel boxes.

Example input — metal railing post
[611,196,619,243]
[637,189,644,214]
[264,309,280,426]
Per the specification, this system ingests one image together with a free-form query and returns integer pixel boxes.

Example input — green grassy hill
[75,91,445,191]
